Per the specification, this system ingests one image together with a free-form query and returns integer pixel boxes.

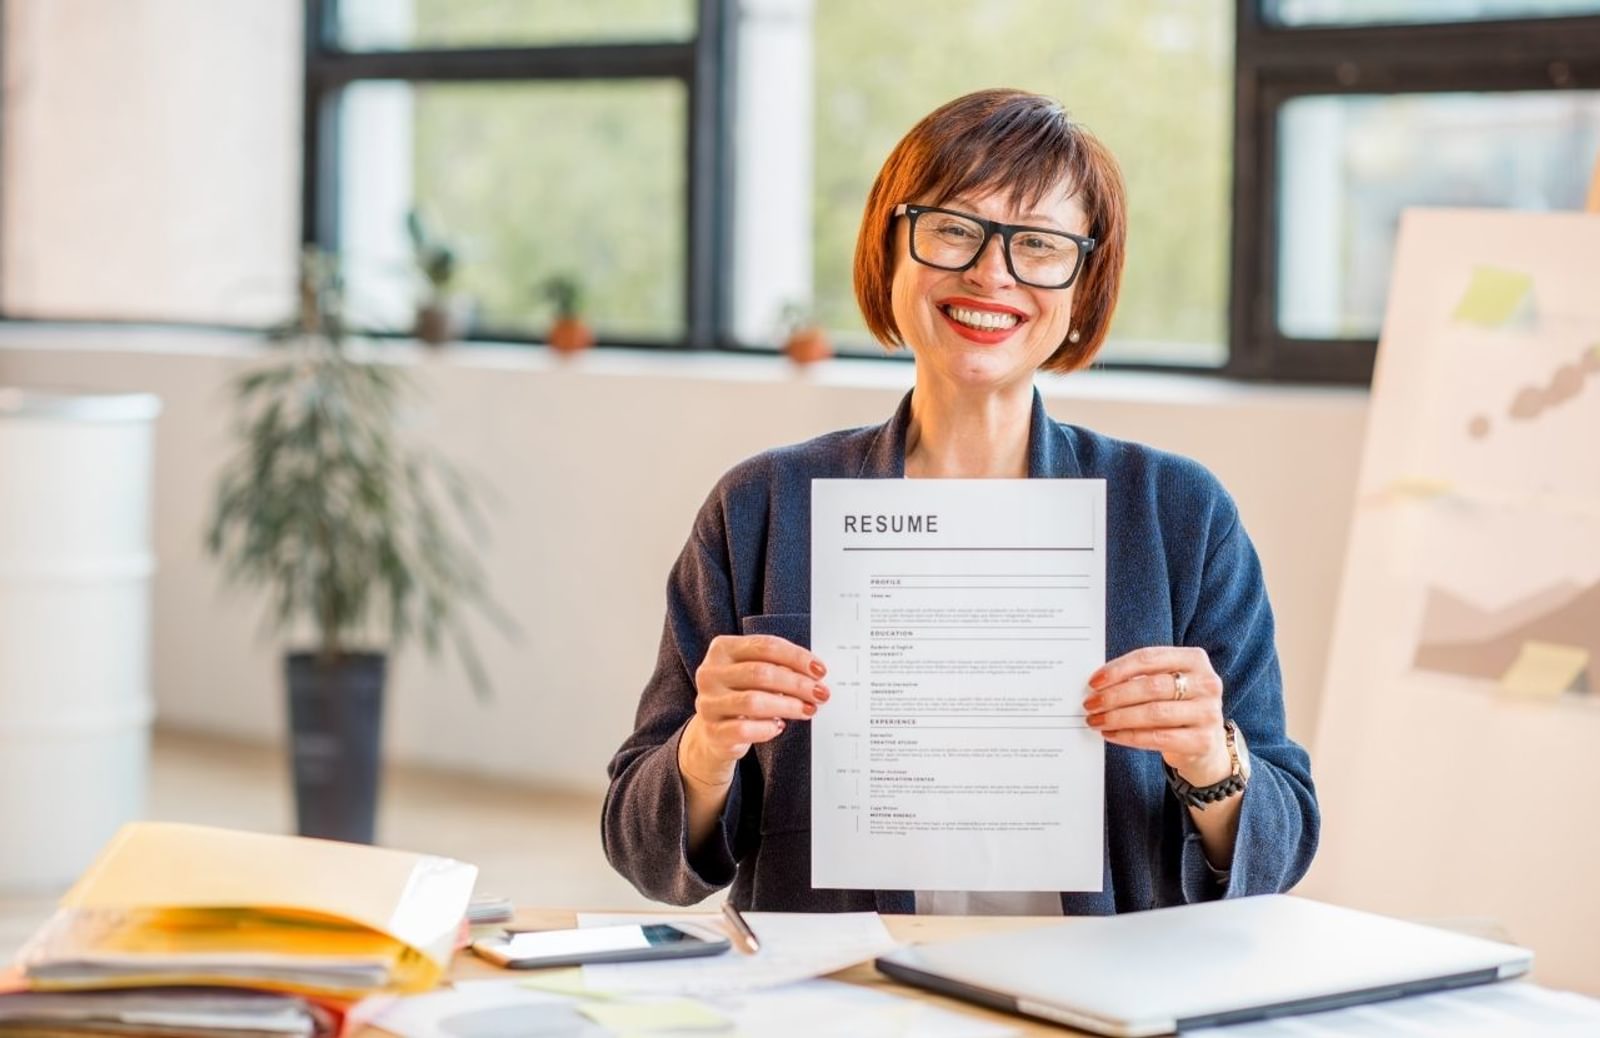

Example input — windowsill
[0,320,1368,409]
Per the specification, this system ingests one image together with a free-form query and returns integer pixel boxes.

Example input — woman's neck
[903,377,1034,479]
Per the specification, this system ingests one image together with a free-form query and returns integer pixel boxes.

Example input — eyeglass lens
[911,210,1081,287]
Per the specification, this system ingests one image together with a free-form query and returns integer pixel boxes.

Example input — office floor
[0,728,672,962]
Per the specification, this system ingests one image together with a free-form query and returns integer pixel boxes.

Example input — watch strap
[1164,719,1247,809]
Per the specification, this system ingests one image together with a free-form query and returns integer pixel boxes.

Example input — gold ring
[1172,672,1189,701]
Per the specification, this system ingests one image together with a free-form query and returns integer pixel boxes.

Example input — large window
[1232,0,1600,381]
[4,1,1599,384]
[304,0,726,348]
[802,0,1235,368]
[338,79,688,341]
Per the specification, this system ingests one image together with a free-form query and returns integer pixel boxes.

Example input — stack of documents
[1,822,478,1036]
[0,986,358,1038]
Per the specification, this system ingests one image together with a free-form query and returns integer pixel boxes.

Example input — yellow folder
[19,822,477,996]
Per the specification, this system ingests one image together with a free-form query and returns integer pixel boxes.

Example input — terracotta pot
[549,317,595,354]
[783,326,833,365]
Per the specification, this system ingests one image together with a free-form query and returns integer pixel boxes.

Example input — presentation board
[1305,208,1600,994]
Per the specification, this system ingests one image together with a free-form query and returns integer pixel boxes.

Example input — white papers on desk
[373,981,605,1037]
[376,978,1015,1038]
[695,978,1017,1037]
[1186,981,1600,1037]
[575,912,898,996]
[810,478,1106,892]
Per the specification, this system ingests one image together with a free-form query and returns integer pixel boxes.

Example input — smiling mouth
[941,304,1023,332]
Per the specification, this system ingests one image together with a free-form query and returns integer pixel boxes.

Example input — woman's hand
[678,634,829,789]
[1083,647,1230,785]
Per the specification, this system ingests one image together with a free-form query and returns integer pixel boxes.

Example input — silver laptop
[874,894,1531,1037]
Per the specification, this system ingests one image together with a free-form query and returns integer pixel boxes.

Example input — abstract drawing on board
[1307,209,1600,994]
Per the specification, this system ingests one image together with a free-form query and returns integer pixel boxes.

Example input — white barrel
[0,388,160,890]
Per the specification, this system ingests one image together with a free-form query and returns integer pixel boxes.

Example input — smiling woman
[602,88,1319,917]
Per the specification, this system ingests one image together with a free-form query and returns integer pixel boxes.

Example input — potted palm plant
[207,248,503,844]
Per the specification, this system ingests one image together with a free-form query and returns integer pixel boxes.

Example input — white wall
[0,327,1367,794]
[0,0,300,324]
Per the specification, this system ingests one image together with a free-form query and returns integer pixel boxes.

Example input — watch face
[1230,721,1252,782]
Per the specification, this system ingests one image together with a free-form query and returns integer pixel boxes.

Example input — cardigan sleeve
[601,505,760,906]
[1174,504,1321,903]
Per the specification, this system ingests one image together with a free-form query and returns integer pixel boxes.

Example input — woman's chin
[916,347,1034,393]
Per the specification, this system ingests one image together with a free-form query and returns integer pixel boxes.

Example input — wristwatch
[1164,719,1250,809]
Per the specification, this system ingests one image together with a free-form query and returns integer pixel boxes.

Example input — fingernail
[803,703,817,717]
[814,684,830,702]
[1082,697,1101,712]
[1085,713,1103,727]
[1088,673,1107,689]
[775,719,786,731]
[810,660,827,678]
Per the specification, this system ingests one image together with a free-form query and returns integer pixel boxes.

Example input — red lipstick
[937,297,1028,345]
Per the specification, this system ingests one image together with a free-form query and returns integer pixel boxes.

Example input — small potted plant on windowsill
[779,301,833,365]
[407,210,471,346]
[540,274,595,354]
[207,247,506,844]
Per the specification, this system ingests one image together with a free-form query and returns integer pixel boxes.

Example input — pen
[721,900,761,955]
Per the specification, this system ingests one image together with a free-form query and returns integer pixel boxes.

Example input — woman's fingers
[692,634,832,766]
[716,633,827,679]
[1086,697,1219,733]
[722,660,829,705]
[706,687,817,722]
[1088,646,1209,693]
[1083,667,1221,714]
[1099,726,1212,757]
[708,716,787,751]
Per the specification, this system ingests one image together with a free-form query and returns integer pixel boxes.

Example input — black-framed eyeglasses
[893,203,1096,290]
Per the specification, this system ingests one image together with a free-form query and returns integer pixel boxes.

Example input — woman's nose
[962,233,1015,291]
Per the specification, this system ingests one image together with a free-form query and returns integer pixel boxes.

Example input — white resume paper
[810,479,1106,892]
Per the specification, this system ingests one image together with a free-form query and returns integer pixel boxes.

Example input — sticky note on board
[577,997,730,1033]
[1498,641,1590,698]
[1452,267,1532,327]
[1385,477,1453,500]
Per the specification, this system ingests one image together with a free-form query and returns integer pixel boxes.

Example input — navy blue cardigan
[603,390,1319,913]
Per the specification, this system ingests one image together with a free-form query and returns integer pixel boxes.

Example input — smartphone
[470,922,731,969]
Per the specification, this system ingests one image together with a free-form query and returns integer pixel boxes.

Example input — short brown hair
[853,89,1127,373]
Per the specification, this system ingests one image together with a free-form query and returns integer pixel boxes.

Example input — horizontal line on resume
[893,724,1090,730]
[873,586,1089,590]
[885,636,1091,641]
[871,574,1090,578]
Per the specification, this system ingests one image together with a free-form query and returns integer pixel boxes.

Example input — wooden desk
[436,909,1095,1037]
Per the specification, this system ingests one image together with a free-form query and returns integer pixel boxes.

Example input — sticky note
[1452,267,1532,327]
[1498,641,1590,698]
[577,997,730,1033]
[520,968,618,1001]
[1385,477,1453,500]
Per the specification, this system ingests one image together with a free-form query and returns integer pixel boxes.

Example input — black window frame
[4,2,1597,382]
[301,0,735,351]
[1228,1,1600,384]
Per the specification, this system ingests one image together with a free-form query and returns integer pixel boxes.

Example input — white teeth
[944,306,1020,331]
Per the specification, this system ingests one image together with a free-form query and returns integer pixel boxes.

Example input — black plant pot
[285,651,386,844]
